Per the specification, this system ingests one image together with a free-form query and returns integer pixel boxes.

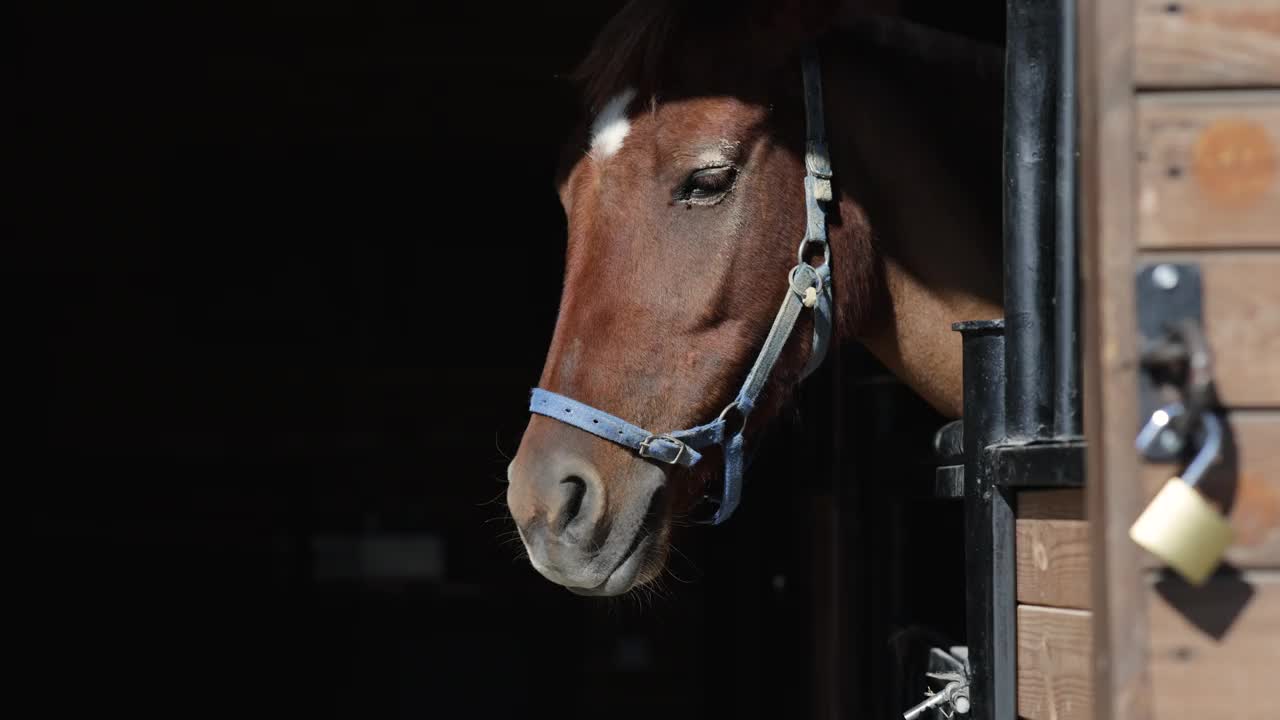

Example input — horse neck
[820,24,1005,419]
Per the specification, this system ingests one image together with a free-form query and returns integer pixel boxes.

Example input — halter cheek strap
[527,49,833,526]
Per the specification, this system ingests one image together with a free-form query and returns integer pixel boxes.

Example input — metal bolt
[1152,264,1180,290]
[1158,428,1183,454]
[903,682,964,720]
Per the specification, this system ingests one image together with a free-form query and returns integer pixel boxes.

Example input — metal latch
[1132,262,1233,585]
[903,646,971,719]
[1136,263,1213,460]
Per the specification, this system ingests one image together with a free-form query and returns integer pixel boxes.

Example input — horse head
[505,0,882,596]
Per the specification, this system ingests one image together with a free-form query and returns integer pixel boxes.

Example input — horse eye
[676,166,738,203]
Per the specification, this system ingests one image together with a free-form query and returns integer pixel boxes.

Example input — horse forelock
[570,0,774,114]
[570,0,687,113]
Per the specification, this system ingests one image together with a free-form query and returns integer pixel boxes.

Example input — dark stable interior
[16,2,1003,718]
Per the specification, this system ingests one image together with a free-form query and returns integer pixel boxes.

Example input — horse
[506,0,1004,596]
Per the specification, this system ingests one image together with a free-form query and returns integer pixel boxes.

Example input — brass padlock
[1130,408,1232,586]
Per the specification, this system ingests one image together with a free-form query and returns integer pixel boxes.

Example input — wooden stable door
[1078,1,1280,719]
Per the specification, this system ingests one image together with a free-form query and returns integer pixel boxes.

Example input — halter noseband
[528,49,834,525]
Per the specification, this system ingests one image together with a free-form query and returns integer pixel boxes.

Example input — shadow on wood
[1152,565,1256,641]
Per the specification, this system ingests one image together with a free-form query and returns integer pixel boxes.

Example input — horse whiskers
[493,430,514,463]
[667,508,697,529]
[624,557,674,609]
[642,579,671,610]
[663,546,698,585]
[482,513,516,526]
[493,525,526,556]
[642,572,669,599]
[496,531,524,548]
[666,539,696,566]
[628,582,656,612]
[478,487,510,508]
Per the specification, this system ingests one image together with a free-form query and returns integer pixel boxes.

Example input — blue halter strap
[528,49,834,525]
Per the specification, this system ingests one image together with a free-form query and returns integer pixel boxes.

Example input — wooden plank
[1141,412,1280,568]
[1148,572,1280,719]
[1199,255,1280,406]
[1018,488,1085,520]
[1081,0,1152,716]
[1017,519,1093,608]
[1017,606,1095,720]
[1137,93,1280,249]
[1135,1,1280,88]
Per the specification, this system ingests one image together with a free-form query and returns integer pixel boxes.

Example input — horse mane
[571,3,1006,111]
[841,15,1005,81]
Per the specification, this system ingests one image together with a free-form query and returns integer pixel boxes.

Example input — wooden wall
[1077,1,1280,719]
[1016,489,1093,720]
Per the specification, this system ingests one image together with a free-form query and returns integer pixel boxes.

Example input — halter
[528,49,834,525]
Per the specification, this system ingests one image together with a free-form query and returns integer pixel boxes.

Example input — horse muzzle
[507,427,667,596]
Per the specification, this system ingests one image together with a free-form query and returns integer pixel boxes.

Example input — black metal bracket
[930,420,966,498]
[934,465,965,499]
[988,441,1086,489]
[1135,262,1205,462]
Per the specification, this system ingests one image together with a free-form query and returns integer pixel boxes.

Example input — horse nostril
[556,475,589,533]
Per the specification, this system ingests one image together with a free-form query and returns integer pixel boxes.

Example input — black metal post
[955,320,1015,720]
[1003,0,1060,441]
[1053,0,1082,438]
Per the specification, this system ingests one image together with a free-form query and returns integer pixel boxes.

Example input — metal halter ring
[717,401,748,437]
[797,237,830,266]
[788,263,822,297]
[638,434,686,465]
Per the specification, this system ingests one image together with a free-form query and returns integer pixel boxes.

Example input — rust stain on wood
[1137,93,1280,248]
[1192,119,1277,208]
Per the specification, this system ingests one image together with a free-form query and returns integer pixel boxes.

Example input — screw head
[1152,264,1180,290]
[1158,428,1183,454]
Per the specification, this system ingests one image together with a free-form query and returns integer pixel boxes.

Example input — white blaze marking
[589,87,637,159]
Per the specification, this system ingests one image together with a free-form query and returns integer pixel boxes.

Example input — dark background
[15,2,1002,718]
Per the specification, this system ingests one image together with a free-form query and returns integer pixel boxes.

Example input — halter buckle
[638,434,687,465]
